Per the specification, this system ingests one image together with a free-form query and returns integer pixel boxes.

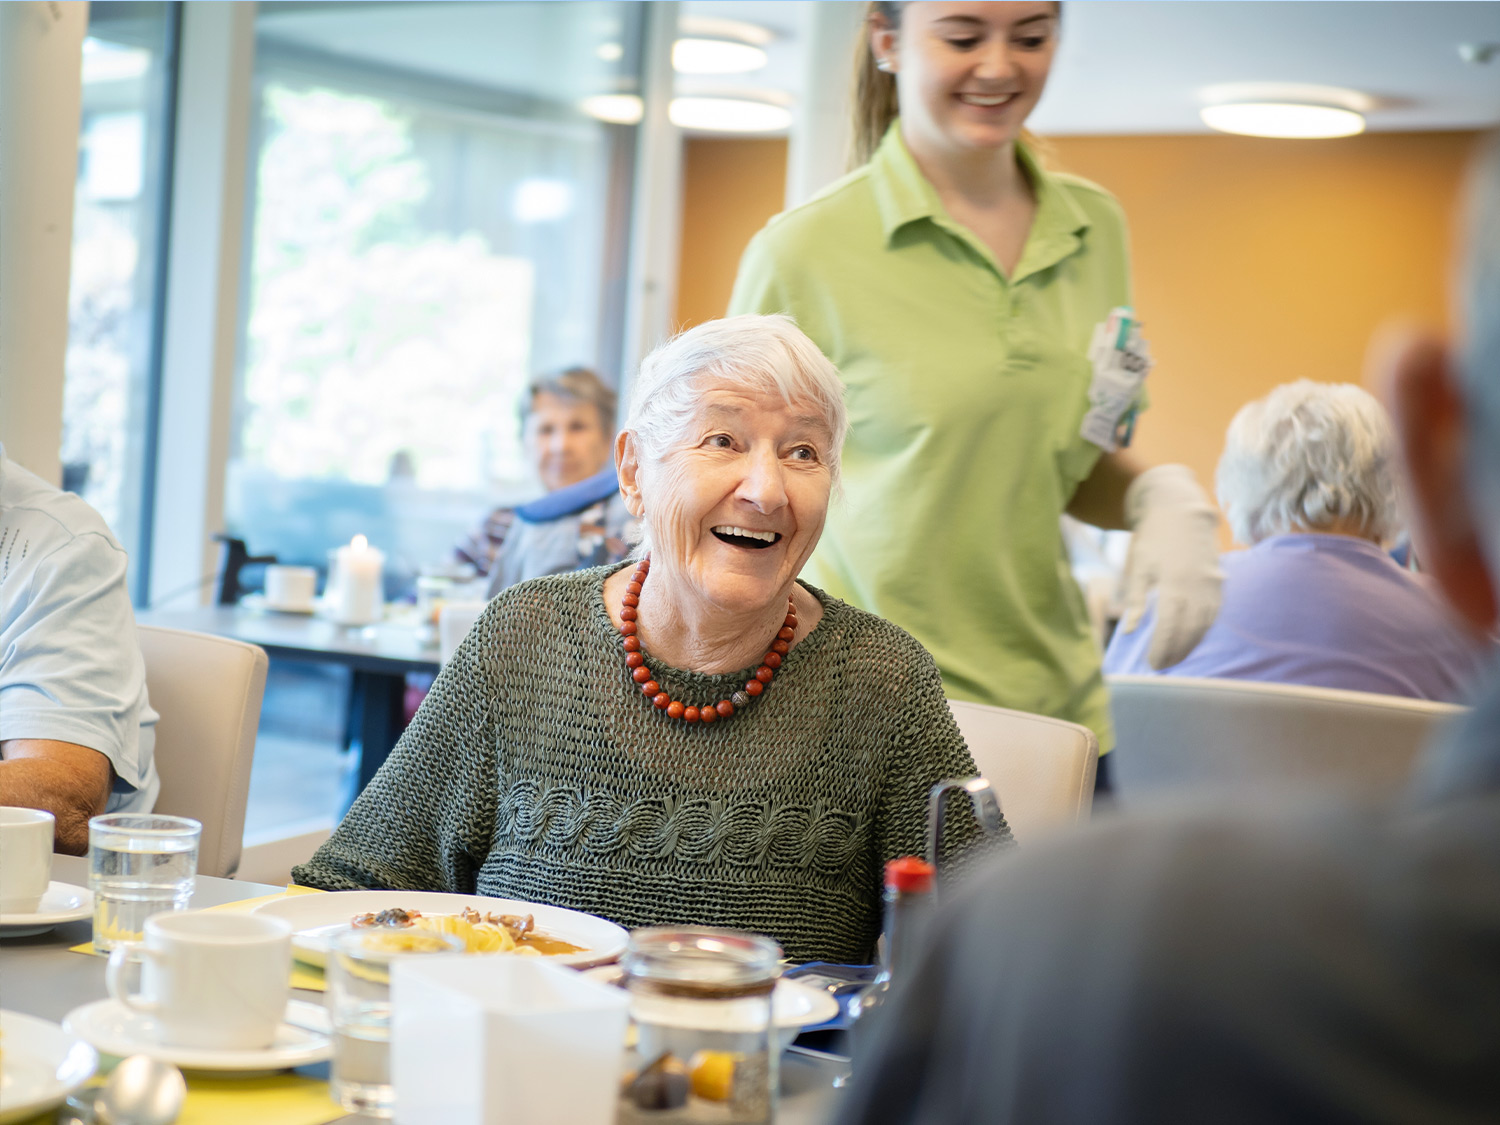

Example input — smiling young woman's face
[875,2,1060,156]
[626,384,834,617]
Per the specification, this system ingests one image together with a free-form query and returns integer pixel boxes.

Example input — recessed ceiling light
[673,37,768,75]
[669,96,791,133]
[1198,82,1372,139]
[1200,102,1365,139]
[579,94,644,125]
[596,42,624,63]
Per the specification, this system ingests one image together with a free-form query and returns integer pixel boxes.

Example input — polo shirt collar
[868,122,1092,282]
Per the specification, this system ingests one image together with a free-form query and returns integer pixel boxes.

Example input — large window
[61,1,178,603]
[226,1,643,588]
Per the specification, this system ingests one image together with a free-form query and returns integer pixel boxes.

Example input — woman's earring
[876,57,894,73]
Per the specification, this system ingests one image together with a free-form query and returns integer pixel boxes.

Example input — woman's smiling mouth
[712,525,782,549]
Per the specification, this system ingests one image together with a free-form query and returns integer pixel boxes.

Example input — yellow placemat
[171,1073,343,1125]
[70,885,328,991]
[60,1070,342,1125]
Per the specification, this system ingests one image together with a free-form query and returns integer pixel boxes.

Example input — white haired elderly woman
[296,314,1007,963]
[1104,379,1488,700]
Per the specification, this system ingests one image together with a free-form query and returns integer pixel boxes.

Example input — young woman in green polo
[729,1,1222,783]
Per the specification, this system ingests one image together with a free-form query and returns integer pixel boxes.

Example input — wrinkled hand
[1119,465,1223,669]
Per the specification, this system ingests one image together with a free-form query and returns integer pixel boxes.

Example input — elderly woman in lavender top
[298,315,1003,964]
[1104,379,1490,701]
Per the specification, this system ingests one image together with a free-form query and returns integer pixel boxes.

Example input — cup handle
[106,944,162,1016]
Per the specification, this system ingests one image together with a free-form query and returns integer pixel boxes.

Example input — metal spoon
[95,1056,186,1125]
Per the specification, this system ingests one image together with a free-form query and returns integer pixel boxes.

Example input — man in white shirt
[0,445,159,853]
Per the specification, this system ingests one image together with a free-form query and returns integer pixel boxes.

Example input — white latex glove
[1119,464,1223,670]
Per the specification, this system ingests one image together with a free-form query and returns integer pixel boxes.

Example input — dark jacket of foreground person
[835,663,1500,1123]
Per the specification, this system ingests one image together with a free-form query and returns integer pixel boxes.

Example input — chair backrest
[137,625,269,878]
[1106,674,1467,799]
[946,699,1099,842]
[438,600,487,664]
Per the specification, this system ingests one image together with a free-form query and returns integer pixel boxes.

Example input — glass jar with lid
[617,926,781,1124]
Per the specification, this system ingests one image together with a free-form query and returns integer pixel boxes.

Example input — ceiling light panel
[1200,102,1365,139]
[669,97,791,133]
[673,37,768,75]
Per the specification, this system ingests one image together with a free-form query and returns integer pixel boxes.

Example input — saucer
[62,998,332,1072]
[0,1011,99,1124]
[240,593,316,615]
[0,881,92,936]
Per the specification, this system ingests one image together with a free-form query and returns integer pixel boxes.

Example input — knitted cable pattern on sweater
[294,564,1010,963]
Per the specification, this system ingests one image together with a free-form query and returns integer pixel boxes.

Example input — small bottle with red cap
[848,856,936,1063]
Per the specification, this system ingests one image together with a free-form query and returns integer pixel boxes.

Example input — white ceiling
[255,1,1500,135]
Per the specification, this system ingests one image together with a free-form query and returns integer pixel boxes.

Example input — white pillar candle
[331,534,384,626]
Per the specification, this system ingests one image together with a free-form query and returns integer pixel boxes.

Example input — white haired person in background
[1104,379,1490,701]
[834,135,1500,1124]
[297,314,1006,964]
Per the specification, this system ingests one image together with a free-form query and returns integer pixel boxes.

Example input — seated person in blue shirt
[456,367,636,596]
[1104,379,1489,702]
[0,446,160,853]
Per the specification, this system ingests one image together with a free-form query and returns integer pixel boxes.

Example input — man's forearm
[0,754,111,854]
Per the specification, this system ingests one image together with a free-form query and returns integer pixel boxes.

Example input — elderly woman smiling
[295,315,1006,963]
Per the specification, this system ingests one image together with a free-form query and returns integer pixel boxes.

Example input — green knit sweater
[294,565,1010,963]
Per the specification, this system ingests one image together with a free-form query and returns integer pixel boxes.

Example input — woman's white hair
[1215,380,1402,546]
[623,314,848,556]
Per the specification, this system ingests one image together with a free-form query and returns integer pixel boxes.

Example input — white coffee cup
[263,565,317,611]
[0,807,55,914]
[107,910,294,1049]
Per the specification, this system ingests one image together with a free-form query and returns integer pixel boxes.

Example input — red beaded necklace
[618,555,796,724]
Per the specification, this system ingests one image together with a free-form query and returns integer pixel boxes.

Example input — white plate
[0,882,92,936]
[62,999,331,1072]
[582,967,839,1050]
[251,890,629,970]
[0,1010,99,1124]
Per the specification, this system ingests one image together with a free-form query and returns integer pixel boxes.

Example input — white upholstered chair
[138,625,269,878]
[1106,674,1467,799]
[947,699,1099,842]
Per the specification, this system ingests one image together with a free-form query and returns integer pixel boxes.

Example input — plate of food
[582,965,840,1052]
[251,890,628,970]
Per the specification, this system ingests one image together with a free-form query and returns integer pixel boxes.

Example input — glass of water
[326,926,464,1118]
[88,814,202,954]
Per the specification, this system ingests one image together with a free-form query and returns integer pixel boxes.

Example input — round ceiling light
[672,37,768,75]
[668,96,791,133]
[1200,102,1365,139]
[579,94,644,125]
[1198,82,1372,140]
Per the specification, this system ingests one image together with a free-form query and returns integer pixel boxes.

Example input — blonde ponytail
[850,2,903,170]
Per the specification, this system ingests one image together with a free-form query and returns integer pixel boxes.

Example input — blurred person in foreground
[298,315,1006,964]
[1104,379,1490,702]
[0,445,159,854]
[836,138,1500,1123]
[455,366,636,596]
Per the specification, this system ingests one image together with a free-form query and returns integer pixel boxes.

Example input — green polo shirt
[729,123,1135,750]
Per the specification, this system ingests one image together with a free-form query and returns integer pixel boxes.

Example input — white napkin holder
[391,956,629,1125]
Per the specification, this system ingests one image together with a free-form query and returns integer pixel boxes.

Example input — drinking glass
[618,927,782,1125]
[326,926,465,1118]
[88,814,202,954]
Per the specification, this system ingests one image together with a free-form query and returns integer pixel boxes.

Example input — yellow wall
[1045,131,1479,496]
[675,137,788,331]
[675,130,1480,512]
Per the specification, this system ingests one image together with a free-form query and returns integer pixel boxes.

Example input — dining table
[2,854,849,1125]
[135,604,442,807]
